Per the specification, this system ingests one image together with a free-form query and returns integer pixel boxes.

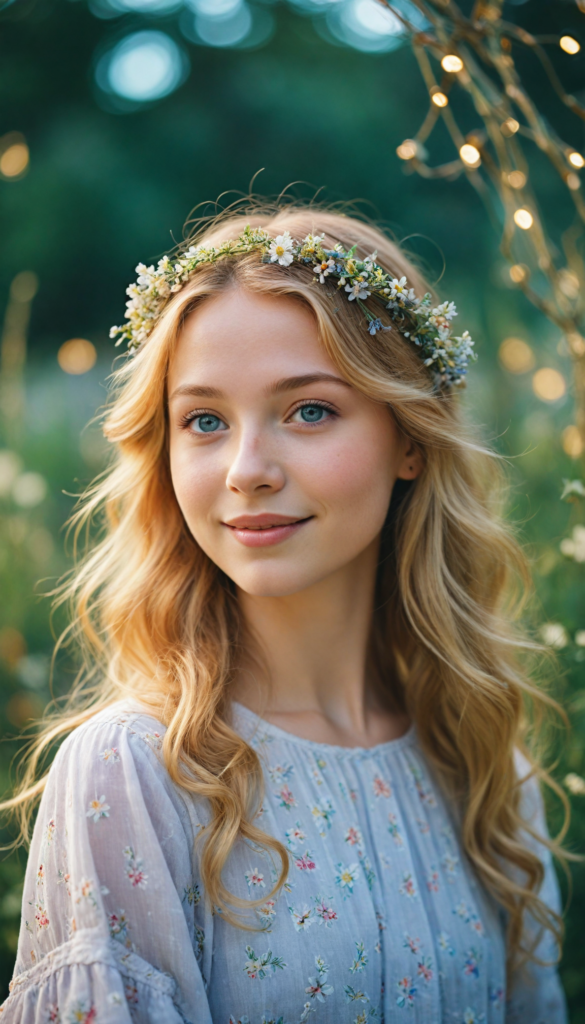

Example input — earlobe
[397,443,423,481]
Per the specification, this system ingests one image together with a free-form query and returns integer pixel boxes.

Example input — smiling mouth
[223,516,313,547]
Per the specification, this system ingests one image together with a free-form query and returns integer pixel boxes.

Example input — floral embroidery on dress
[463,947,482,979]
[268,763,294,785]
[123,846,147,888]
[396,975,417,1008]
[305,956,334,1002]
[74,878,98,909]
[183,883,201,906]
[31,900,49,931]
[37,863,45,885]
[140,731,162,751]
[387,813,404,846]
[359,856,376,891]
[66,1002,96,1023]
[398,872,417,898]
[372,776,391,799]
[313,894,337,926]
[350,941,368,973]
[86,796,110,823]
[344,985,369,1003]
[426,869,440,893]
[409,763,437,808]
[56,868,71,897]
[335,862,360,896]
[417,955,433,982]
[309,798,336,834]
[442,851,460,881]
[45,818,56,845]
[98,747,120,765]
[109,909,132,948]
[243,945,286,980]
[245,867,266,891]
[289,904,314,931]
[278,785,296,810]
[47,1003,60,1022]
[453,901,484,936]
[344,825,363,847]
[256,899,277,927]
[489,986,505,1007]
[438,931,456,956]
[460,1010,485,1024]
[124,983,138,1005]
[294,850,317,872]
[403,934,421,955]
[285,822,306,849]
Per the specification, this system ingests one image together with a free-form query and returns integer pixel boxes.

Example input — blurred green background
[1,0,584,1014]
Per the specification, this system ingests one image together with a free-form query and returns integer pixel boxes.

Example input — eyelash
[179,399,338,433]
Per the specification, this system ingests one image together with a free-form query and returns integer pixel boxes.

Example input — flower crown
[110,225,476,387]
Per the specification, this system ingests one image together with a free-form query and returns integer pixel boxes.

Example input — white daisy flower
[268,232,295,266]
[313,259,335,284]
[345,278,371,301]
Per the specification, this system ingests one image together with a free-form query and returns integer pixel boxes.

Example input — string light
[509,264,529,283]
[506,170,526,189]
[382,0,585,450]
[431,89,448,107]
[514,208,533,229]
[559,35,580,55]
[460,143,481,167]
[396,139,418,160]
[0,133,29,179]
[441,54,463,73]
[500,117,520,137]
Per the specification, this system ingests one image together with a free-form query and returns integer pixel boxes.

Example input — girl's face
[168,287,419,598]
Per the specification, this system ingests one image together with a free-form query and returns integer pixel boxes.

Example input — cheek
[169,445,219,528]
[301,420,398,527]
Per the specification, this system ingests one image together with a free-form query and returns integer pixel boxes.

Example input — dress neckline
[231,700,416,758]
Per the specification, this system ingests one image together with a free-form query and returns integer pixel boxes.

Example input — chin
[227,563,326,599]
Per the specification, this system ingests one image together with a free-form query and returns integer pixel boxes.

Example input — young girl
[1,205,567,1023]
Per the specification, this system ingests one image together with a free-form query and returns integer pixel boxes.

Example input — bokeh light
[96,31,189,104]
[10,271,39,303]
[431,89,448,108]
[509,263,529,283]
[532,367,566,402]
[12,473,47,509]
[560,35,580,55]
[460,143,481,167]
[569,151,585,169]
[396,139,418,160]
[327,0,406,52]
[0,133,29,179]
[500,117,519,137]
[57,339,97,375]
[194,2,253,47]
[441,54,463,73]
[513,207,533,229]
[498,337,535,374]
[562,425,583,458]
[506,170,526,189]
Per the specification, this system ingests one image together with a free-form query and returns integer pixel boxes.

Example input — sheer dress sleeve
[0,709,212,1024]
[506,755,568,1024]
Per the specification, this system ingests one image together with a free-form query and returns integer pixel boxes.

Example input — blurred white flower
[12,472,47,508]
[565,773,585,796]
[539,622,568,648]
[575,630,585,647]
[559,525,585,562]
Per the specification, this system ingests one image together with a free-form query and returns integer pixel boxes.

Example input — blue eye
[296,404,329,423]
[191,414,226,433]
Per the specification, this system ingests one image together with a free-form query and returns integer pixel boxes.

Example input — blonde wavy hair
[3,201,569,965]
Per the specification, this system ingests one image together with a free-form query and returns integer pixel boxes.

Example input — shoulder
[49,700,196,820]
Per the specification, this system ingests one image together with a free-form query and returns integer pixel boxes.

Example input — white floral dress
[1,702,567,1024]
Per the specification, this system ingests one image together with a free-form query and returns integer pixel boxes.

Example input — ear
[396,440,423,481]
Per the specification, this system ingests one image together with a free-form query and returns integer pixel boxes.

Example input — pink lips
[223,513,312,548]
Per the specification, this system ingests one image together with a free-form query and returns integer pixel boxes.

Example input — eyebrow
[168,373,351,402]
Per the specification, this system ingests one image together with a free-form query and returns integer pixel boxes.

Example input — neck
[233,539,408,747]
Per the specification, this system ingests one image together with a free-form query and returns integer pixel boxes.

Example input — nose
[225,428,286,496]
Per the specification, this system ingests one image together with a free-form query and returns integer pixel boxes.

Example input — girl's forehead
[169,288,340,393]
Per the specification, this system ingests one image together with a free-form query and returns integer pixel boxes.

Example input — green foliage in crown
[110,225,476,387]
